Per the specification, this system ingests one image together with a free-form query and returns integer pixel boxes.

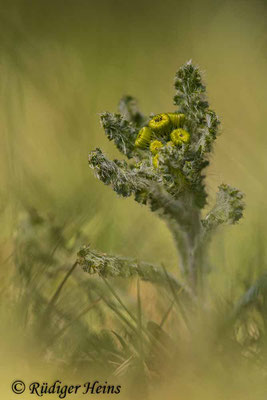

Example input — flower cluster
[135,112,189,169]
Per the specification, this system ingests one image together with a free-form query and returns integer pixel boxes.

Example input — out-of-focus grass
[1,0,267,398]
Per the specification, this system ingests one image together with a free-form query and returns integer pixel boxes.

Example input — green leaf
[100,112,138,158]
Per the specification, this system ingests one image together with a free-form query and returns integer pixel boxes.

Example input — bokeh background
[1,0,267,398]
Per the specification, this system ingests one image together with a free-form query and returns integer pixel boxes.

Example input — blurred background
[1,0,267,398]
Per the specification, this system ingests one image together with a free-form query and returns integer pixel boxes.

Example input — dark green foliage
[202,184,245,232]
[77,246,185,292]
[100,112,138,158]
[118,95,147,127]
[174,61,220,155]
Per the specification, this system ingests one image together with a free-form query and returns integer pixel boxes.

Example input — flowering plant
[80,61,245,295]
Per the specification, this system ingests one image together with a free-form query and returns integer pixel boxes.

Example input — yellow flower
[170,129,190,146]
[150,140,163,155]
[148,113,171,135]
[135,126,152,148]
[168,113,185,128]
[152,153,160,169]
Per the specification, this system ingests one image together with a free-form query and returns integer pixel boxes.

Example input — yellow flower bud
[135,126,152,148]
[168,113,185,128]
[150,140,163,155]
[148,113,171,136]
[170,129,190,146]
[152,153,160,169]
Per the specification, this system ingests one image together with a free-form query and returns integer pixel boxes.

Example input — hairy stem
[168,205,204,294]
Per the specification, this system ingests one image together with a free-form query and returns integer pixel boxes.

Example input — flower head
[152,153,160,169]
[148,113,171,136]
[135,126,152,148]
[171,128,190,146]
[150,140,163,155]
[168,113,185,129]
